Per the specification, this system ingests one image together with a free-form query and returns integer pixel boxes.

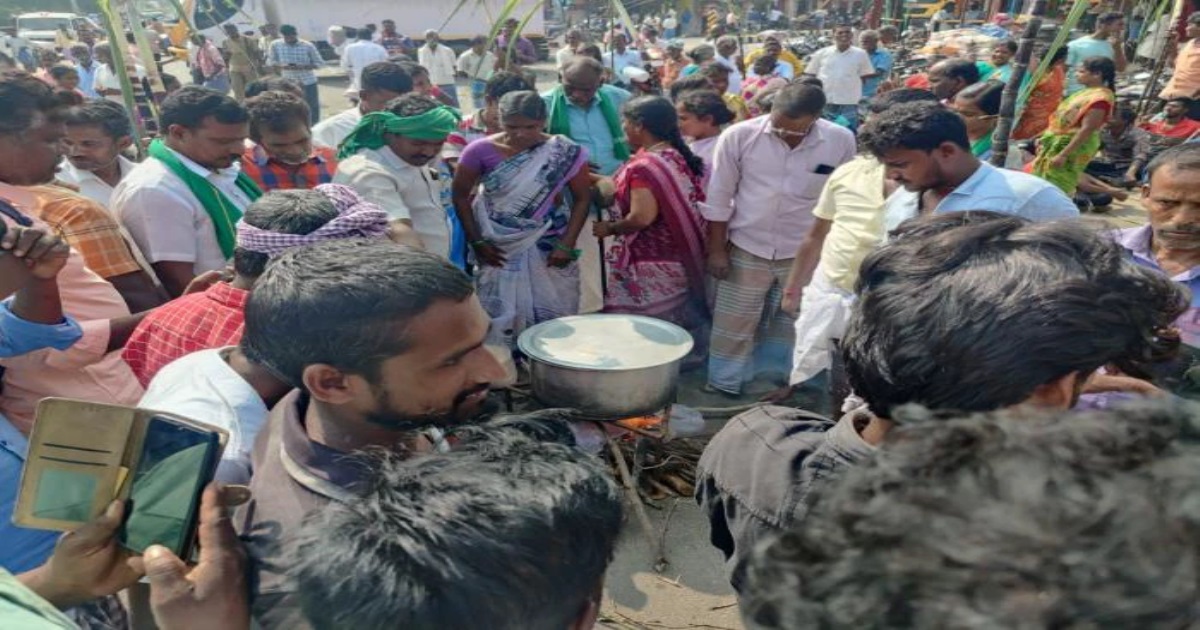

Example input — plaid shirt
[241,144,338,192]
[268,39,323,85]
[28,184,143,279]
[122,282,248,387]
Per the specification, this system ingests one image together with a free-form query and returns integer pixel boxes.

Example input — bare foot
[759,384,796,404]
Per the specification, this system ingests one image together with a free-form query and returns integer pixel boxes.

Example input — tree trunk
[989,0,1047,167]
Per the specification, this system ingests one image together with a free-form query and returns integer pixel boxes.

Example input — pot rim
[517,314,694,371]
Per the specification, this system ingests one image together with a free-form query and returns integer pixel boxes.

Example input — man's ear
[1026,371,1083,410]
[301,364,363,405]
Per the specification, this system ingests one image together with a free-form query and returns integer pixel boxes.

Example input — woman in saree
[1012,46,1068,141]
[593,96,709,354]
[1031,56,1116,195]
[451,91,593,348]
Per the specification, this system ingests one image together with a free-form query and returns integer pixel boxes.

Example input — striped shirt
[268,39,323,85]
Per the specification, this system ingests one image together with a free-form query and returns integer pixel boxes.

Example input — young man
[1085,106,1151,186]
[113,86,262,297]
[418,29,459,107]
[802,25,876,128]
[742,399,1200,628]
[340,27,388,97]
[698,212,1187,591]
[334,93,460,257]
[241,91,337,191]
[857,102,1078,231]
[313,61,412,149]
[267,25,323,125]
[703,83,856,396]
[1066,11,1127,95]
[235,239,507,628]
[1140,96,1200,153]
[222,23,262,101]
[1161,12,1200,117]
[376,19,415,58]
[293,416,622,629]
[458,35,497,111]
[0,74,161,314]
[497,17,538,67]
[135,185,390,480]
[58,99,136,208]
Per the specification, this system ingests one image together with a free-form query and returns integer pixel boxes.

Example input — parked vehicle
[15,12,100,49]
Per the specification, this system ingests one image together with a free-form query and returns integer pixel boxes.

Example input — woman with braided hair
[594,96,710,352]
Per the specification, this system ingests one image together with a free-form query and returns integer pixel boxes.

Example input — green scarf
[148,139,263,258]
[337,106,463,160]
[971,133,994,158]
[546,86,631,162]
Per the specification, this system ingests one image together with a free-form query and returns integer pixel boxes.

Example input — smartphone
[119,417,220,556]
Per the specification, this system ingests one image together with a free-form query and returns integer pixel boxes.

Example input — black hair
[699,61,732,79]
[162,74,182,91]
[1048,44,1068,65]
[293,414,622,630]
[1190,11,1200,25]
[244,76,304,99]
[397,60,429,80]
[241,239,475,387]
[1001,39,1018,53]
[796,75,824,89]
[1097,10,1125,25]
[279,24,298,36]
[623,96,706,177]
[0,70,61,135]
[232,190,340,277]
[387,92,441,117]
[866,88,938,114]
[1081,55,1117,91]
[484,71,531,102]
[772,83,827,118]
[743,398,1200,628]
[64,99,132,139]
[49,65,77,81]
[498,90,547,121]
[841,212,1186,418]
[859,101,970,154]
[678,89,734,126]
[1166,95,1195,113]
[159,86,248,130]
[669,73,715,101]
[361,61,413,95]
[245,91,311,140]
[752,54,778,75]
[936,57,981,85]
[577,44,602,62]
[1114,105,1137,124]
[53,89,82,107]
[1147,142,1200,183]
[357,26,373,40]
[956,79,1004,115]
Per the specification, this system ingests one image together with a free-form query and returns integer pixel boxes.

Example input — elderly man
[859,29,894,101]
[457,35,497,110]
[334,93,461,257]
[927,57,981,102]
[69,42,100,98]
[544,57,632,312]
[418,29,460,107]
[714,35,743,94]
[601,32,645,88]
[703,83,856,396]
[803,25,876,128]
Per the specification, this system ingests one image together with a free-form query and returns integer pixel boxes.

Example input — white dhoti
[789,266,855,386]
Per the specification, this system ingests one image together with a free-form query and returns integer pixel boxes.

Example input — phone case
[13,398,228,532]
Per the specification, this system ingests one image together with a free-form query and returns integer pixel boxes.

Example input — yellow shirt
[723,93,750,122]
[745,48,804,77]
[812,156,888,292]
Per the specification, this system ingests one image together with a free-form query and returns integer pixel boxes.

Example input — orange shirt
[0,183,143,432]
[1162,39,1200,100]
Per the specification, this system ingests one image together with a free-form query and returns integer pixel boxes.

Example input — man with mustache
[59,100,136,208]
[334,93,460,257]
[240,90,337,192]
[112,87,263,297]
[235,238,507,629]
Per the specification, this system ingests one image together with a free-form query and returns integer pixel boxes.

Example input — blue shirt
[883,162,1080,232]
[0,417,58,574]
[862,48,894,99]
[74,61,100,99]
[543,84,632,176]
[0,299,81,359]
[1066,36,1115,95]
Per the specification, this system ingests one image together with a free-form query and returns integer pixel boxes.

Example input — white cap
[622,65,651,83]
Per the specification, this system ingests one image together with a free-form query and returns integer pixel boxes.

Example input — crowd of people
[2,4,1200,629]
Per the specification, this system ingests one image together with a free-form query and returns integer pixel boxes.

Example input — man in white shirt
[556,29,583,73]
[93,41,147,103]
[313,61,414,149]
[340,27,388,95]
[334,94,459,257]
[601,33,646,88]
[58,100,136,209]
[802,24,877,128]
[457,35,498,110]
[715,36,743,95]
[419,30,460,107]
[112,87,260,297]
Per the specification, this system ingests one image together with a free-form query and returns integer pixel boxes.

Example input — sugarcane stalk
[989,0,1048,167]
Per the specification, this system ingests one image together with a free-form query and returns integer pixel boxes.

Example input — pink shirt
[0,184,143,432]
[701,117,856,260]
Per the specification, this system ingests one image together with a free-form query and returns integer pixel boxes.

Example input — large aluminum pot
[517,314,694,418]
